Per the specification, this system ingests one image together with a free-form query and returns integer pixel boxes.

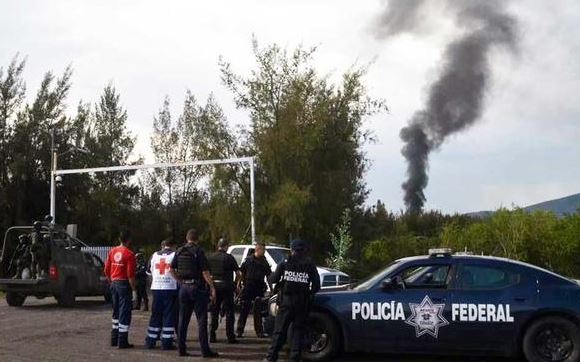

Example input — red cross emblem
[155,258,170,275]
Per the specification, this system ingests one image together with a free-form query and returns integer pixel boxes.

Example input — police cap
[290,239,307,251]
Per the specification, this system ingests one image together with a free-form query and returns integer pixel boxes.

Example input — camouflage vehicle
[0,224,110,307]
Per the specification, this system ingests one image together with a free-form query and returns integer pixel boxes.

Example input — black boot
[118,332,134,349]
[210,331,217,343]
[111,329,119,347]
[202,350,219,358]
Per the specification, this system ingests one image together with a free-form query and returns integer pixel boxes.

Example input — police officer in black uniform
[207,238,241,344]
[265,239,320,362]
[170,229,219,358]
[236,241,272,338]
[134,249,149,311]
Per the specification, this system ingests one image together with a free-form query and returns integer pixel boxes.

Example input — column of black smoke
[375,0,518,214]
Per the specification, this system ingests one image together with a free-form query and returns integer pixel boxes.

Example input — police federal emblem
[405,295,449,338]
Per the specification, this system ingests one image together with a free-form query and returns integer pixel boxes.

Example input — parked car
[226,244,350,288]
[269,248,580,362]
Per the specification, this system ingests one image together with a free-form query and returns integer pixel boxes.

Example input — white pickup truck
[226,244,350,288]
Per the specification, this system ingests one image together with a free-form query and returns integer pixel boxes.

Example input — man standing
[134,249,149,311]
[145,239,178,350]
[265,239,320,362]
[207,238,240,344]
[29,221,47,279]
[236,242,271,338]
[170,229,219,358]
[104,230,137,349]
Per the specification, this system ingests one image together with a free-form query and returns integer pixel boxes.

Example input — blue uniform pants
[146,289,178,348]
[111,280,133,344]
[210,284,236,340]
[267,296,309,362]
[178,284,210,354]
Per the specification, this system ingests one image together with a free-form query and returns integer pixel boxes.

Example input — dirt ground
[0,296,513,362]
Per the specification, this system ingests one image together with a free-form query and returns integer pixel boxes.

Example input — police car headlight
[269,300,279,317]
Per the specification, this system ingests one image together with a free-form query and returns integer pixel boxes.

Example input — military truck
[0,223,110,307]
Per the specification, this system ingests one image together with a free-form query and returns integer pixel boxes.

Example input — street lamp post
[249,157,256,244]
[49,129,56,223]
[48,127,89,224]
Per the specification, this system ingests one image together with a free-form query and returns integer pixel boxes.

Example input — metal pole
[49,129,56,223]
[249,157,256,244]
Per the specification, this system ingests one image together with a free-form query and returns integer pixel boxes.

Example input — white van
[226,244,350,289]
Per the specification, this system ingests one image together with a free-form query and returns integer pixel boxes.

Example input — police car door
[359,261,455,352]
[450,261,533,354]
[392,261,456,353]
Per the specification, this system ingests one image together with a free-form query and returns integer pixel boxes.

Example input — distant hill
[466,193,580,218]
[523,193,580,216]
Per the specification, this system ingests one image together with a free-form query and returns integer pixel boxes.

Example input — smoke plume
[376,0,518,214]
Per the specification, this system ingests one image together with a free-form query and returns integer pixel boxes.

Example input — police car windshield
[353,261,401,291]
[268,248,290,264]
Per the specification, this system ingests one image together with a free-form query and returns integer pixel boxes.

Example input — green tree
[220,39,386,254]
[0,54,26,229]
[327,208,354,272]
[9,66,72,224]
[144,91,244,245]
[81,84,138,244]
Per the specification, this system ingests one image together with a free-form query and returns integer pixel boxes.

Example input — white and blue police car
[288,248,580,362]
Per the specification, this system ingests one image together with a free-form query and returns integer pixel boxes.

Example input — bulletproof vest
[244,255,270,283]
[175,245,202,280]
[282,257,313,295]
[207,251,231,284]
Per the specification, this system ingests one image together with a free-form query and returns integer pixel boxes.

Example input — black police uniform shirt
[170,243,209,284]
[240,254,271,284]
[207,250,239,285]
[135,257,148,281]
[270,256,320,298]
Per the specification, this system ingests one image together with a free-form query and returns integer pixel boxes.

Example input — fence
[81,246,113,263]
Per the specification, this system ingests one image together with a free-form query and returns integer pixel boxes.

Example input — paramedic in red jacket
[105,230,137,349]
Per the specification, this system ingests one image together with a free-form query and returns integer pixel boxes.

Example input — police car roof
[396,254,574,283]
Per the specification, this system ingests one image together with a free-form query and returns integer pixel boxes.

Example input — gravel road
[0,296,514,361]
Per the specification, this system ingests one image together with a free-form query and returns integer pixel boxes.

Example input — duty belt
[182,279,200,285]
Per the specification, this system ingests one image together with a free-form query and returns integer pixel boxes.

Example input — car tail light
[49,265,58,280]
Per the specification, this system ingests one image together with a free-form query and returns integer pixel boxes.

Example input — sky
[1,0,579,214]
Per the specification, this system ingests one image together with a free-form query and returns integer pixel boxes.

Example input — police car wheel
[523,316,580,362]
[6,292,26,307]
[302,311,340,362]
